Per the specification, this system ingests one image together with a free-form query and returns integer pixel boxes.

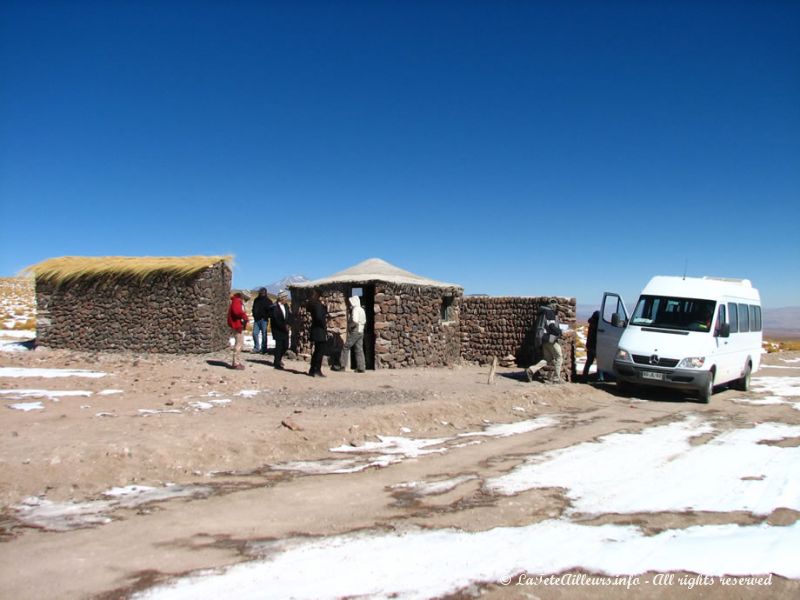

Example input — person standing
[251,288,273,354]
[333,295,366,373]
[307,290,328,377]
[583,310,600,380]
[227,291,249,370]
[271,291,291,370]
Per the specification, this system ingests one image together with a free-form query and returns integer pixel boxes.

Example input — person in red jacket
[227,291,250,369]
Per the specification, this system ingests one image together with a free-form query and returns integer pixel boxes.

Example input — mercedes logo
[650,354,659,365]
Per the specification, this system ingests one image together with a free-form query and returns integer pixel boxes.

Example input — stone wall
[373,284,461,368]
[35,262,231,353]
[289,282,462,369]
[461,296,577,380]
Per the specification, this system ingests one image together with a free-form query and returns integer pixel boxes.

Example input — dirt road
[1,347,798,599]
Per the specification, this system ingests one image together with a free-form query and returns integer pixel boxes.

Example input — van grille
[632,355,680,368]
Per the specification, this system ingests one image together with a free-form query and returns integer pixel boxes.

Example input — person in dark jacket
[271,291,291,370]
[583,310,600,380]
[307,290,328,377]
[251,288,273,354]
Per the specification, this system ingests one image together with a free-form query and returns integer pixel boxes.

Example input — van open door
[597,292,629,378]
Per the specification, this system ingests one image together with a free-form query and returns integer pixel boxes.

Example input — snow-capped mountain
[265,275,308,295]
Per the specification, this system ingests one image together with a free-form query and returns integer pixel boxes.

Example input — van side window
[714,304,727,336]
[728,303,739,333]
[751,305,762,332]
[738,303,750,332]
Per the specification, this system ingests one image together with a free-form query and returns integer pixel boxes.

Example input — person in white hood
[333,295,367,372]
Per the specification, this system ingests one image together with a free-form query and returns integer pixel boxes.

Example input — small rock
[281,418,304,432]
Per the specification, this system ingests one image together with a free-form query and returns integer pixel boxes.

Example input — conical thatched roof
[25,255,232,284]
[290,258,462,290]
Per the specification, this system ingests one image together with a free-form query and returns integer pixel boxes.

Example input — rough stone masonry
[35,262,231,353]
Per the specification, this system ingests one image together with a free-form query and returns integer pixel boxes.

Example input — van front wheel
[699,374,714,404]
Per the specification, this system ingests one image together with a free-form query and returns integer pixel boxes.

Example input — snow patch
[0,367,107,378]
[7,401,44,411]
[487,416,800,516]
[133,521,800,600]
[14,484,213,531]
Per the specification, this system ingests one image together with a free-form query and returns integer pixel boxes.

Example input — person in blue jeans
[251,288,273,354]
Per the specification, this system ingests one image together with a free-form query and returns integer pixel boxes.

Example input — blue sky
[1,1,798,308]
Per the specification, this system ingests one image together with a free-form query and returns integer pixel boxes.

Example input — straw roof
[290,258,462,290]
[25,255,232,284]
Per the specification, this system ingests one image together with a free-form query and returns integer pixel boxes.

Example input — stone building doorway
[350,285,376,370]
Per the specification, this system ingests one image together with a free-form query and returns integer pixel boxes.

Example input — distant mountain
[763,306,800,339]
[575,304,596,322]
[264,275,308,295]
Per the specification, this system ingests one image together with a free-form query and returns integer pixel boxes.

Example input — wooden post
[487,356,498,385]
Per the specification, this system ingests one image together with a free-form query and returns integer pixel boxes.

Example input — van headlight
[678,356,706,368]
[616,349,632,362]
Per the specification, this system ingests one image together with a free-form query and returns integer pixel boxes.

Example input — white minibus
[596,276,762,402]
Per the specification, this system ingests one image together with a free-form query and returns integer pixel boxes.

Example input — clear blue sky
[1,1,798,308]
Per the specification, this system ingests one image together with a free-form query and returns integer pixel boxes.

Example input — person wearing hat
[227,291,250,370]
[251,287,273,354]
[271,290,291,370]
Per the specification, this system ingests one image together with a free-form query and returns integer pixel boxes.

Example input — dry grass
[24,255,232,284]
[764,339,800,353]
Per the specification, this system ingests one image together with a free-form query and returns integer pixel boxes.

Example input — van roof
[642,276,760,302]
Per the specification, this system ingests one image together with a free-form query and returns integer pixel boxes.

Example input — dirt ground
[1,346,799,599]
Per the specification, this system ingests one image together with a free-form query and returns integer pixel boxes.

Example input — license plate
[641,371,664,381]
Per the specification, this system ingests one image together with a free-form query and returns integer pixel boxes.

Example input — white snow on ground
[0,329,36,339]
[236,390,259,398]
[7,401,44,411]
[574,359,597,375]
[780,357,800,364]
[138,409,183,416]
[487,416,800,515]
[750,376,800,397]
[0,367,107,378]
[274,416,561,475]
[457,415,559,438]
[99,389,124,395]
[390,475,479,496]
[0,343,30,353]
[188,399,231,410]
[14,484,213,531]
[331,436,451,459]
[0,389,93,399]
[732,376,800,411]
[135,520,800,600]
[272,458,371,475]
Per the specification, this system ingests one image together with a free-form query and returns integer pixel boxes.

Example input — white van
[596,276,762,402]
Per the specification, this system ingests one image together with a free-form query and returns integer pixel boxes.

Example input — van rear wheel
[734,363,751,392]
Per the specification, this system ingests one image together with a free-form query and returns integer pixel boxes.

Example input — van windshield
[631,295,717,332]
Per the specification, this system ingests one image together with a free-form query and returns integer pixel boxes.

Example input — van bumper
[613,360,713,394]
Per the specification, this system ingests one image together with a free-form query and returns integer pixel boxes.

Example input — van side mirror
[718,323,730,338]
[611,313,626,328]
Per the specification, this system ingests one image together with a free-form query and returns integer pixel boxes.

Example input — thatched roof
[290,258,462,290]
[25,256,232,284]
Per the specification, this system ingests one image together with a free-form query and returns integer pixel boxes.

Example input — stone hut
[289,258,463,369]
[28,256,232,353]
